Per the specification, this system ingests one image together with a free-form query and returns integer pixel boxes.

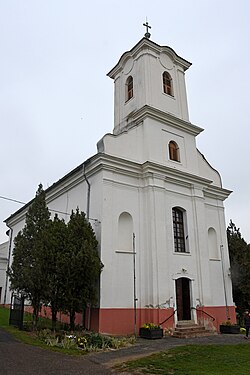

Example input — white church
[2,30,236,335]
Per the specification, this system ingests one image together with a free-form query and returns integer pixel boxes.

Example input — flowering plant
[142,323,161,330]
[221,320,233,326]
[220,320,238,326]
[77,336,88,348]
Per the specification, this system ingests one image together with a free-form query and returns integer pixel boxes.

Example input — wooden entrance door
[176,278,191,321]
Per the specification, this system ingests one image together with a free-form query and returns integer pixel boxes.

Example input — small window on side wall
[163,71,173,96]
[126,76,133,102]
[169,141,180,162]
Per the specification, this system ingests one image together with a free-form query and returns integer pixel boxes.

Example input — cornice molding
[107,38,191,78]
[5,165,86,226]
[126,105,203,136]
[5,152,231,226]
[203,186,232,201]
[141,160,212,187]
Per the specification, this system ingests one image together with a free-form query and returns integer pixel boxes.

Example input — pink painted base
[96,305,237,335]
[195,306,237,332]
[23,305,237,335]
[24,305,83,326]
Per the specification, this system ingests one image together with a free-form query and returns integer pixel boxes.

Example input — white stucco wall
[0,241,8,304]
[98,116,222,191]
[98,158,233,312]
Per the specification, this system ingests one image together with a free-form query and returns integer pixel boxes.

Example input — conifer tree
[8,186,103,330]
[61,208,103,330]
[43,214,67,329]
[227,220,250,318]
[8,184,50,326]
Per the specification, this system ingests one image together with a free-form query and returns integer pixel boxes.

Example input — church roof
[4,157,91,225]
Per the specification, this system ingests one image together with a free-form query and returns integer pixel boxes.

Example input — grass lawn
[2,306,250,372]
[0,305,10,327]
[0,307,135,355]
[0,306,47,347]
[117,344,250,375]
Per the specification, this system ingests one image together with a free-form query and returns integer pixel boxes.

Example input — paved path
[90,332,250,366]
[0,328,249,374]
[0,328,112,375]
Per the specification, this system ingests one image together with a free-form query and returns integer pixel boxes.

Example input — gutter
[82,162,91,329]
[83,162,90,220]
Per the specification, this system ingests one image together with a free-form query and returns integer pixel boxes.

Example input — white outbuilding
[0,241,8,304]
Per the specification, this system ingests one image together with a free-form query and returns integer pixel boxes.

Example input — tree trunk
[70,309,75,331]
[51,308,57,331]
[32,306,39,329]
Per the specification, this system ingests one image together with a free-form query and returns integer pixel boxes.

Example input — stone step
[173,330,217,339]
[175,326,206,333]
[173,321,217,339]
[176,320,196,327]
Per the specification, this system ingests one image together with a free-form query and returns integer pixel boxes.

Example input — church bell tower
[107,24,192,135]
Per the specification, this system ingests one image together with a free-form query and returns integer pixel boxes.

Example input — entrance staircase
[173,320,217,338]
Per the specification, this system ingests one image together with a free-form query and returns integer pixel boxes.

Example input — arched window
[163,71,173,96]
[126,76,133,102]
[118,212,133,251]
[172,207,187,253]
[169,141,180,162]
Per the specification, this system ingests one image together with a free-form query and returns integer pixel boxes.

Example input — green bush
[142,322,161,330]
[37,328,135,352]
[44,333,77,349]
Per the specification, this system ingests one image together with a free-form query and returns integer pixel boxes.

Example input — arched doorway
[175,277,191,321]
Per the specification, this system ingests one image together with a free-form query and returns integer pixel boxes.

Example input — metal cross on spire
[143,19,151,39]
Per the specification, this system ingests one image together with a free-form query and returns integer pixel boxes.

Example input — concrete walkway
[0,328,112,375]
[0,328,249,374]
[90,332,250,366]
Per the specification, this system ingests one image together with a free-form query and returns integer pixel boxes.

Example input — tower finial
[143,19,151,39]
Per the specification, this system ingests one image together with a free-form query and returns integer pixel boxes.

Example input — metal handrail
[159,309,177,325]
[159,307,215,326]
[191,306,215,321]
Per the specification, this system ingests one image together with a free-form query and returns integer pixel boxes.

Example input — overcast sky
[1,0,250,244]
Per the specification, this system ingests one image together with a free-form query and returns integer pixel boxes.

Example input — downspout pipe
[220,244,229,320]
[83,162,90,220]
[83,161,91,329]
[4,226,13,305]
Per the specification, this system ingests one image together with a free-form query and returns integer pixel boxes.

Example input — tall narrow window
[169,141,180,162]
[126,76,133,101]
[172,208,186,253]
[163,71,173,96]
